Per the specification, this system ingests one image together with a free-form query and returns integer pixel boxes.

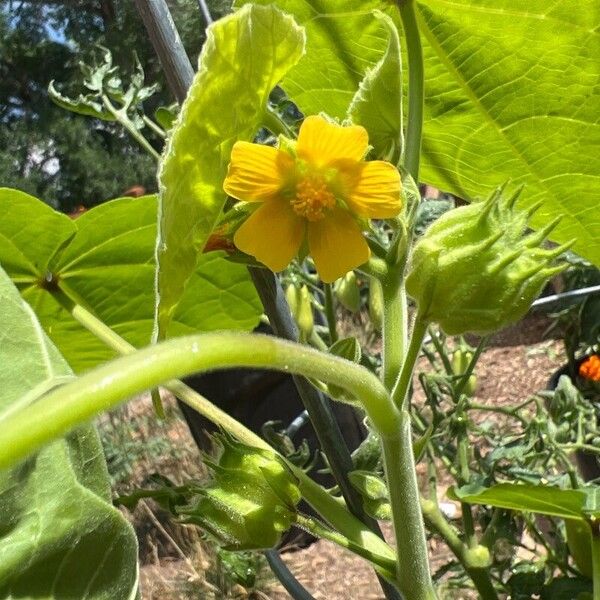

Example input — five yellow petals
[223,115,402,283]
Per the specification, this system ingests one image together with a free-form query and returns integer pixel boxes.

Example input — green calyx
[181,433,301,550]
[406,186,572,335]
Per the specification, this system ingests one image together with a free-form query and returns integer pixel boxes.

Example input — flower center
[291,175,336,221]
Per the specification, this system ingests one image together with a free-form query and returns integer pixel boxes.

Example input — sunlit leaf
[415,0,600,266]
[155,4,305,339]
[0,266,138,598]
[242,0,599,265]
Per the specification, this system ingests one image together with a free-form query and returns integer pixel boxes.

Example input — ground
[101,313,566,599]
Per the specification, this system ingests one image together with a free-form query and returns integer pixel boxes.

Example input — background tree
[0,0,229,212]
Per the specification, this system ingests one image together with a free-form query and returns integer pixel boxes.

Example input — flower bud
[406,187,571,335]
[181,433,301,550]
[285,284,314,340]
[334,271,361,313]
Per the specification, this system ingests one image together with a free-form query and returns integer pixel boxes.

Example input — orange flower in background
[223,115,402,283]
[579,355,600,382]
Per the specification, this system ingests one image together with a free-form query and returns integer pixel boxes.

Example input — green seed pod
[181,433,301,550]
[406,186,571,335]
[334,271,361,313]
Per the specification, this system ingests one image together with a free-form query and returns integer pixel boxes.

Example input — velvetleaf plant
[0,1,599,600]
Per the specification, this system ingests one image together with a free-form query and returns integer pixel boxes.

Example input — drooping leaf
[348,11,403,162]
[329,337,362,363]
[235,0,391,120]
[450,482,599,521]
[0,266,138,598]
[155,4,305,339]
[240,0,599,265]
[0,189,262,371]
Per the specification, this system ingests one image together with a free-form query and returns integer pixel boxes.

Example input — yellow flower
[223,115,402,283]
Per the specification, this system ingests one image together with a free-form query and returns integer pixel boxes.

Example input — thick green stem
[380,279,434,598]
[391,314,429,409]
[248,267,401,600]
[382,422,436,600]
[0,331,400,466]
[397,0,424,180]
[50,289,398,572]
[381,277,408,391]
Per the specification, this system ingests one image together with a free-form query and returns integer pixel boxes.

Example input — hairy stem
[397,0,425,180]
[391,314,429,409]
[382,419,436,600]
[381,277,408,391]
[8,299,397,565]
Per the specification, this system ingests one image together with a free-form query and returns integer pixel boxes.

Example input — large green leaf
[155,4,305,338]
[414,0,600,266]
[0,188,262,371]
[241,0,599,266]
[0,265,138,598]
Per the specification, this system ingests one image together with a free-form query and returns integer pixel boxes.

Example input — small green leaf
[155,4,305,339]
[413,424,433,463]
[348,11,403,162]
[0,266,138,598]
[329,337,362,363]
[450,482,596,521]
[154,103,178,130]
[236,0,392,120]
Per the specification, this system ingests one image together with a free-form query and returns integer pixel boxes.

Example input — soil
[109,312,566,600]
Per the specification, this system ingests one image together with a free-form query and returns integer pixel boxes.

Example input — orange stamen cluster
[291,176,335,221]
[579,355,600,382]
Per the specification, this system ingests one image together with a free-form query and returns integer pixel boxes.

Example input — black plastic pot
[547,355,599,481]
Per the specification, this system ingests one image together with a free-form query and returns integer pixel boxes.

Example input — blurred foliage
[0,0,230,211]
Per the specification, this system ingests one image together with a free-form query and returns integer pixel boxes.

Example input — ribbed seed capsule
[406,186,572,335]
